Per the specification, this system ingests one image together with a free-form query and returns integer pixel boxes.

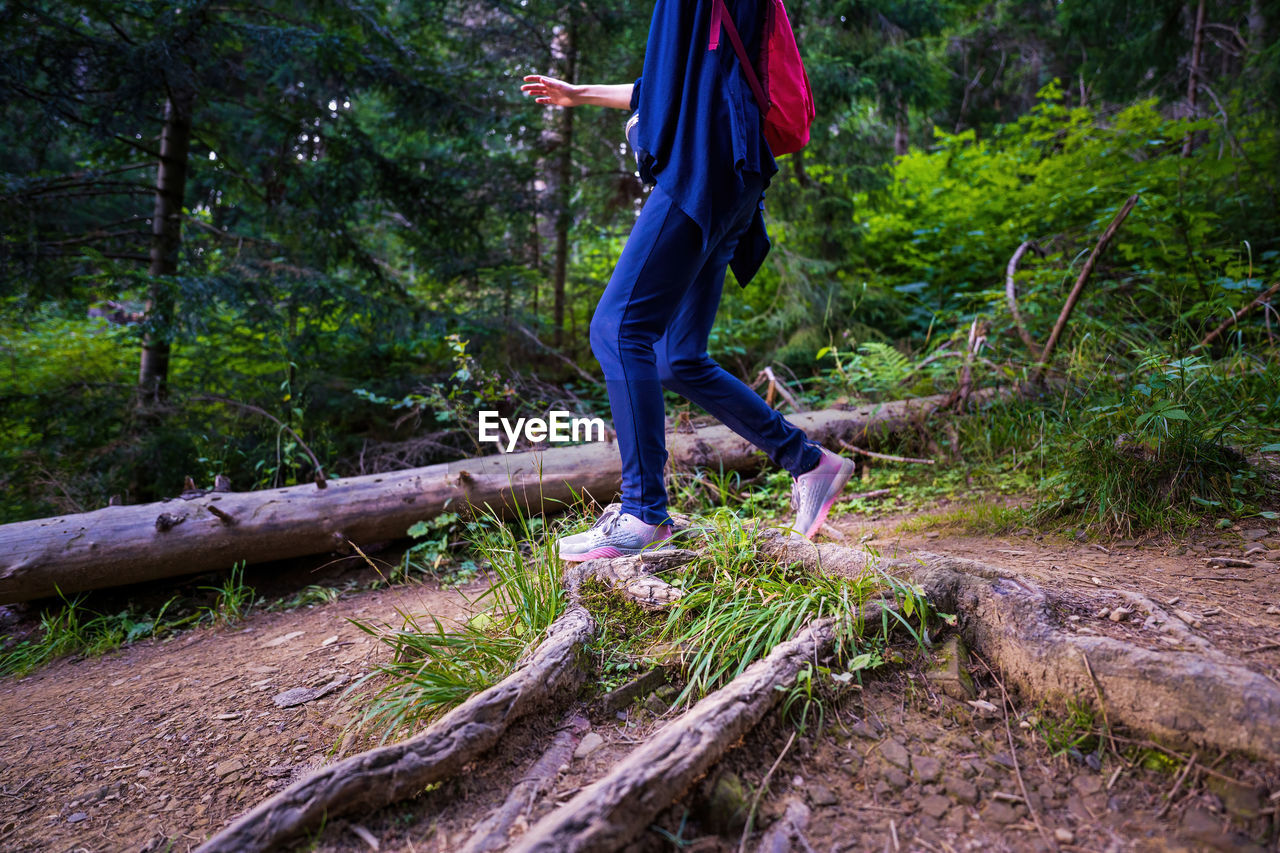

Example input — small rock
[66,812,88,824]
[913,755,942,783]
[926,636,977,700]
[983,800,1018,824]
[919,794,951,819]
[1267,606,1280,616]
[807,783,838,808]
[702,772,750,834]
[1266,550,1280,561]
[944,776,978,805]
[879,738,911,771]
[1109,607,1133,623]
[573,732,605,759]
[1054,828,1075,844]
[926,531,940,539]
[215,759,243,779]
[881,767,911,790]
[643,693,669,714]
[1241,529,1269,541]
[1180,805,1223,841]
[262,631,305,649]
[989,752,1016,770]
[849,719,882,740]
[1206,775,1265,818]
[1071,773,1103,796]
[271,676,346,708]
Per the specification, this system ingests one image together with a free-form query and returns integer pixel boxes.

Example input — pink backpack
[710,0,816,156]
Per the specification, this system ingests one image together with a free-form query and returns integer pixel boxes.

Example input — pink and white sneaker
[556,504,674,562]
[790,447,856,539]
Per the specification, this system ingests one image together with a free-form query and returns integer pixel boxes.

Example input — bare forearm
[573,83,634,110]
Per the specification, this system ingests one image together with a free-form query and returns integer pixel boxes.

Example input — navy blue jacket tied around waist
[629,0,779,287]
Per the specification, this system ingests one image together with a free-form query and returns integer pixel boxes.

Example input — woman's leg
[589,183,712,527]
[655,212,824,480]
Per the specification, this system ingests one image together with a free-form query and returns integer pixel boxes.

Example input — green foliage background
[1,0,1278,530]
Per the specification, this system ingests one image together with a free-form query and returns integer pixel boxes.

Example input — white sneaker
[556,504,674,562]
[790,447,856,539]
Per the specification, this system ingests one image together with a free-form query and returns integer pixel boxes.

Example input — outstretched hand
[521,74,583,107]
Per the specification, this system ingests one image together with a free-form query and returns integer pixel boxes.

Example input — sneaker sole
[803,457,856,539]
[558,533,676,563]
[558,545,627,562]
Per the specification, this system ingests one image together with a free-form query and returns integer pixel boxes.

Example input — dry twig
[739,729,797,853]
[1005,240,1044,359]
[1197,280,1280,349]
[975,653,1056,852]
[1034,194,1140,382]
[839,439,935,465]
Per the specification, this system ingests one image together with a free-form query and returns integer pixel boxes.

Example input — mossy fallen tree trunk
[0,394,969,604]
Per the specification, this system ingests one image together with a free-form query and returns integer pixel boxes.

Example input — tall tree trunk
[1248,0,1265,50]
[893,97,908,157]
[551,16,577,349]
[138,88,194,403]
[1181,0,1206,158]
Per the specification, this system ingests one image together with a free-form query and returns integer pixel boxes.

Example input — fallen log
[0,395,972,604]
[194,604,596,853]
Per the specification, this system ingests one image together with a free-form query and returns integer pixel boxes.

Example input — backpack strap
[709,0,770,112]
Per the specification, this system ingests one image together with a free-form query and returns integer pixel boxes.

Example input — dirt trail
[1,512,1277,852]
[0,579,478,852]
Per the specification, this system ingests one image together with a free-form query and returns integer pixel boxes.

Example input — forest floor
[1,501,1278,853]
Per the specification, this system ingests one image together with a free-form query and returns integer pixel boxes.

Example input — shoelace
[591,506,624,536]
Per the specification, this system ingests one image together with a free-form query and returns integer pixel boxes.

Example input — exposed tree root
[205,523,1280,853]
[506,617,842,852]
[195,605,596,853]
[562,546,697,610]
[754,530,1280,763]
[461,713,591,853]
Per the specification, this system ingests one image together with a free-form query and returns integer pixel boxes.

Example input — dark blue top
[630,0,778,286]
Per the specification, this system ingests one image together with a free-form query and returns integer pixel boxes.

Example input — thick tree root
[506,618,840,852]
[562,547,697,610]
[755,530,1280,763]
[195,605,596,853]
[204,523,1280,853]
[461,713,591,853]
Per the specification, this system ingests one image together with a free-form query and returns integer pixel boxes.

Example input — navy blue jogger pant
[589,177,824,527]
